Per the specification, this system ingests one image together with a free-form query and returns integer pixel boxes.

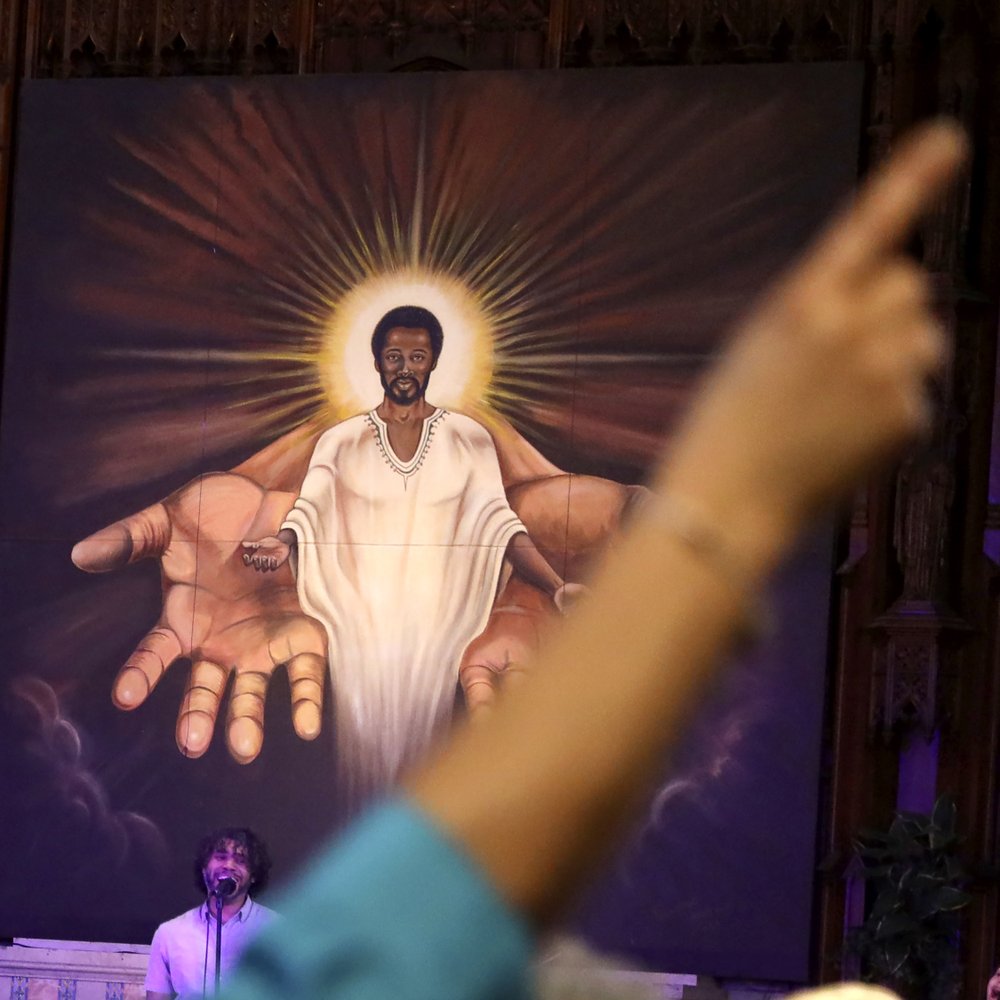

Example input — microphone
[212,875,239,898]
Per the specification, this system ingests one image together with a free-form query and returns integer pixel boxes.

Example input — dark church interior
[1,1,999,998]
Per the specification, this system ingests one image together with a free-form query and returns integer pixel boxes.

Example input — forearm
[504,531,562,597]
[409,466,790,924]
[409,122,966,927]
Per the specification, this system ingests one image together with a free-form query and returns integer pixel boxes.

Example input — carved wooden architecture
[1,0,999,994]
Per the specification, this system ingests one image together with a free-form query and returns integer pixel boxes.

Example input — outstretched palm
[72,472,326,764]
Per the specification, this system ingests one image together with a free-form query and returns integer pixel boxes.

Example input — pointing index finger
[811,120,967,280]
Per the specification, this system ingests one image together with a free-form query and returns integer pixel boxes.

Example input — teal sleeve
[219,800,533,1000]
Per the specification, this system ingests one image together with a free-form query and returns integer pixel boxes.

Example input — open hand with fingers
[72,472,327,763]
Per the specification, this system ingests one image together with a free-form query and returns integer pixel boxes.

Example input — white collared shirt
[145,896,277,998]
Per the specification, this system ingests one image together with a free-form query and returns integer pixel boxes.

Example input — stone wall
[0,941,147,1000]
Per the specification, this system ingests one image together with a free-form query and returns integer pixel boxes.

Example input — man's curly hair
[193,827,272,896]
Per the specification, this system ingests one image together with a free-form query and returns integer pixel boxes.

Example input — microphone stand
[213,891,224,996]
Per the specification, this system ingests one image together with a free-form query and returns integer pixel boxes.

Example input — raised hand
[661,121,967,579]
[72,473,326,763]
[409,122,968,928]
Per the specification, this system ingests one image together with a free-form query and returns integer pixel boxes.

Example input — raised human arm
[409,121,967,925]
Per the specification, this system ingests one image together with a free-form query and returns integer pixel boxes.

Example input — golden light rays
[209,105,591,434]
[79,74,808,481]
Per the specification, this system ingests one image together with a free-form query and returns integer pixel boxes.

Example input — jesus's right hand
[72,474,326,763]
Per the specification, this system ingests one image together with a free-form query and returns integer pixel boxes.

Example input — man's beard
[381,370,430,405]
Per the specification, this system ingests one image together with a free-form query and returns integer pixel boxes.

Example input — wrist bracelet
[647,492,773,645]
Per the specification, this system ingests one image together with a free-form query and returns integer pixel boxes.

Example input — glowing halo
[318,268,495,420]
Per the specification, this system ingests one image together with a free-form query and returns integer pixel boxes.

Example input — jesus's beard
[380,371,431,405]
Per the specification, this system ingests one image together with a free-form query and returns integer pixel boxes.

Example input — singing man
[145,827,276,1000]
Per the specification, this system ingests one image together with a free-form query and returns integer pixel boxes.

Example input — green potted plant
[847,794,971,1000]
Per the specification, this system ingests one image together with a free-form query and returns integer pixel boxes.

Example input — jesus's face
[376,327,438,405]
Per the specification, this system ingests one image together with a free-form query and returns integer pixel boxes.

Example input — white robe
[282,408,524,794]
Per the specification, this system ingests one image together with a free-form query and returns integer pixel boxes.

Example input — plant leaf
[870,888,901,920]
[929,886,972,913]
[856,828,891,844]
[932,795,957,834]
[882,936,911,975]
[876,911,920,940]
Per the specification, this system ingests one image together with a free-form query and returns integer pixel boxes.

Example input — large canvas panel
[0,65,861,981]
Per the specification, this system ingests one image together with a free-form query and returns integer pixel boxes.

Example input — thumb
[72,502,170,572]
